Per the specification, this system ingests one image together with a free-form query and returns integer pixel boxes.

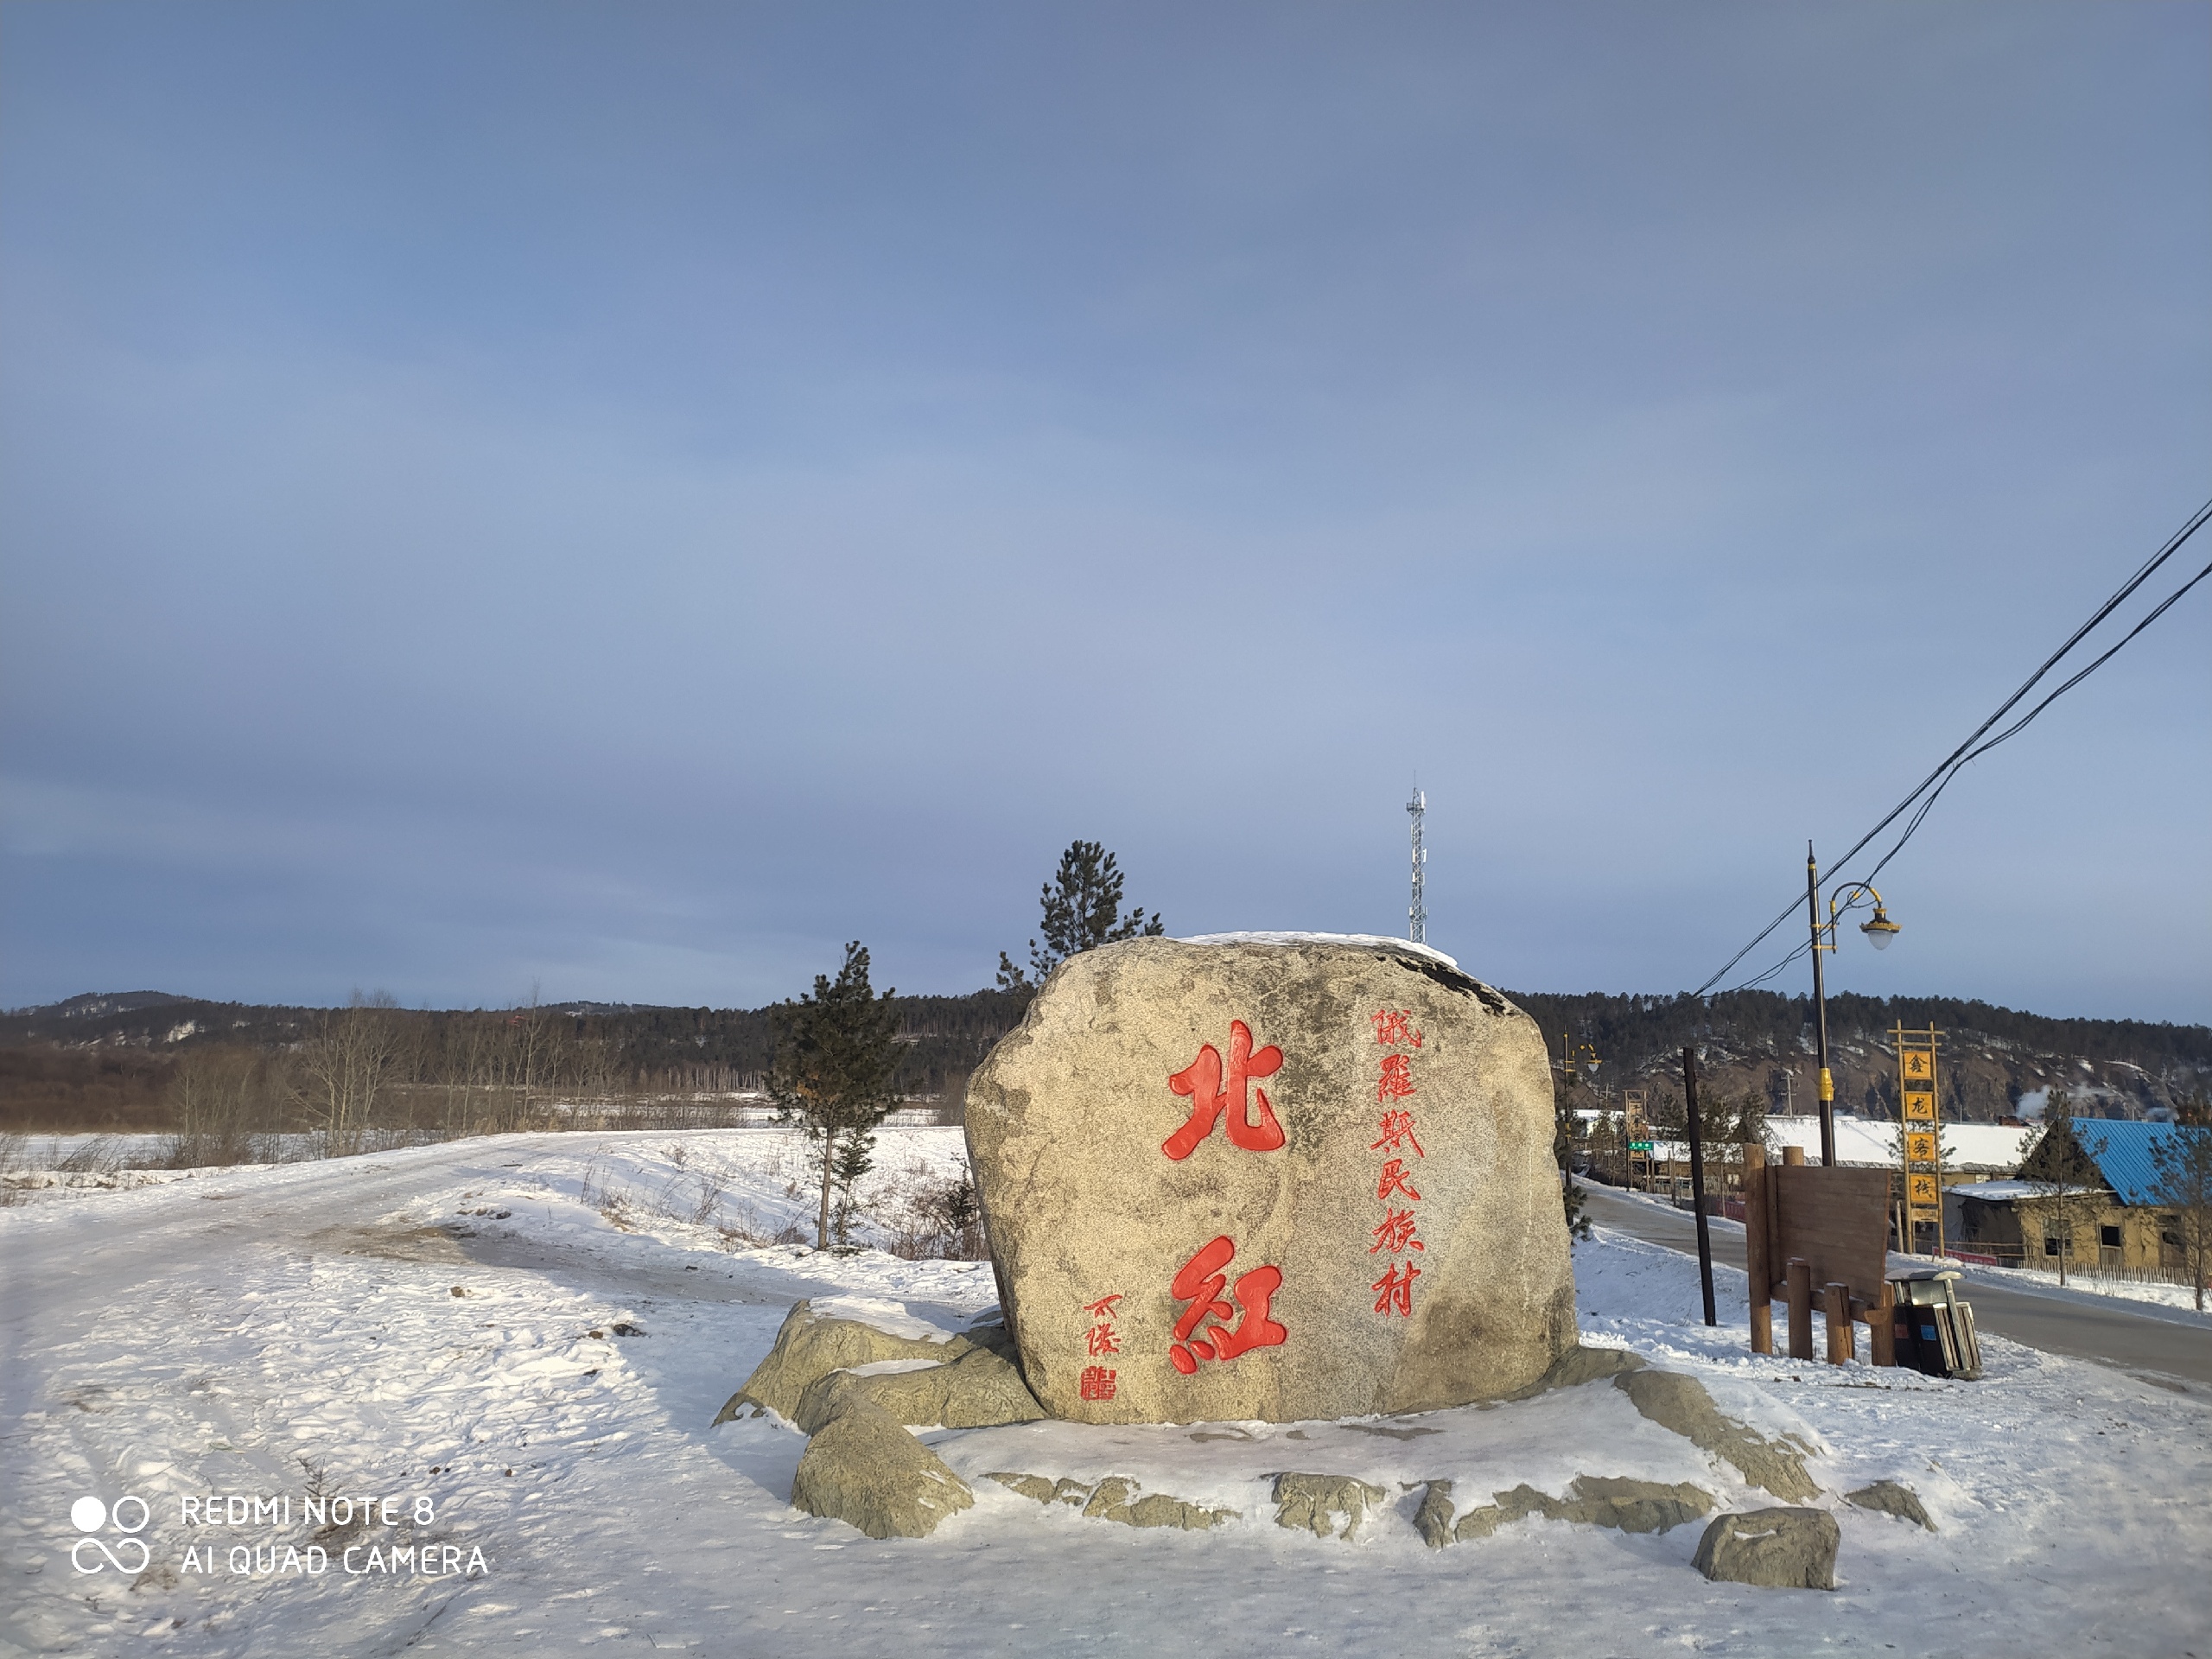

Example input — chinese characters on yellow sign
[1894,1024,1943,1248]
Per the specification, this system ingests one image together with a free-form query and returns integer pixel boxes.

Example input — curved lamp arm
[1829,881,1901,950]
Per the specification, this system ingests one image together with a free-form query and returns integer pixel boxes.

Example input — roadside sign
[1894,1024,1945,1252]
[1623,1087,1650,1191]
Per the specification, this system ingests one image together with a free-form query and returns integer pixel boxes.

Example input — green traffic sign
[1629,1141,1654,1152]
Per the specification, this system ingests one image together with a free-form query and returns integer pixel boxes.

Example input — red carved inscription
[1167,1235,1287,1374]
[1163,1020,1286,1160]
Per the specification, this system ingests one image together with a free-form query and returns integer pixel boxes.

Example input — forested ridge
[3,981,2205,1132]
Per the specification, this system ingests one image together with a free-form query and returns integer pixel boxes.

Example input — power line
[1856,548,2212,892]
[1694,497,2212,999]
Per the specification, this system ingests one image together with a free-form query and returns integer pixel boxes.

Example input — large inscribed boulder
[965,934,1576,1424]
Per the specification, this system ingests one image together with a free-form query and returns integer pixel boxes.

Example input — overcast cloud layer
[3,3,2207,1022]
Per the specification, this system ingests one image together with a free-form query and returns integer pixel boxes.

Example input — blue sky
[3,2,2207,1021]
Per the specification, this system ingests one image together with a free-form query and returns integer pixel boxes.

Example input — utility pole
[1807,842,1836,1167]
[1407,787,1427,945]
[1683,1046,1717,1326]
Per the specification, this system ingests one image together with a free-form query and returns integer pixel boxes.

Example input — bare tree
[2147,1116,2212,1312]
[167,1046,280,1167]
[294,993,402,1158]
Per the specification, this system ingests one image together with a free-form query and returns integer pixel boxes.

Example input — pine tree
[2019,1089,2103,1286]
[768,943,902,1250]
[997,840,1165,991]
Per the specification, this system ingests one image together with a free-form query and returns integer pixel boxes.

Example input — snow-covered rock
[966,935,1576,1424]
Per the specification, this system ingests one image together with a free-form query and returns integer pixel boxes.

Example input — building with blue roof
[1948,1117,2208,1281]
[2069,1119,2190,1207]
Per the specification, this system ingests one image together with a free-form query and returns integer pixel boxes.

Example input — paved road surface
[1580,1181,2212,1390]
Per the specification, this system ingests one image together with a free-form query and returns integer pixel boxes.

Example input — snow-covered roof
[1178,932,1461,969]
[1764,1115,2039,1173]
[1945,1179,2045,1202]
[1624,1116,2037,1173]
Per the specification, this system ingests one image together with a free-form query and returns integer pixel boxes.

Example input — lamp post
[1805,841,1900,1167]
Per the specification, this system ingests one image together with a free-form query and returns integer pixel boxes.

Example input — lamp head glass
[1860,905,1900,950]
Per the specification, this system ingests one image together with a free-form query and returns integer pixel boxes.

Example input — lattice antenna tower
[1407,785,1427,944]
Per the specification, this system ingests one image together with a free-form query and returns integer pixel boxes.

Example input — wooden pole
[1682,1046,1717,1326]
[1783,1144,1806,1168]
[1823,1281,1853,1363]
[1744,1141,1772,1355]
[1786,1256,1815,1360]
[1869,1279,1896,1367]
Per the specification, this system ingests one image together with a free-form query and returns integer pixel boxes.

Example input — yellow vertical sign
[1894,1024,1944,1254]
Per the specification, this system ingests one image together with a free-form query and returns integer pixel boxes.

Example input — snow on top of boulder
[808,1294,962,1342]
[1177,931,1461,969]
[847,1357,949,1377]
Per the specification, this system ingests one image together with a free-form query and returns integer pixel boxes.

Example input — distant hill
[1506,988,2212,1125]
[3,981,2204,1132]
[11,991,196,1020]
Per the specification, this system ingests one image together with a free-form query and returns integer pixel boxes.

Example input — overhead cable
[1693,496,2212,999]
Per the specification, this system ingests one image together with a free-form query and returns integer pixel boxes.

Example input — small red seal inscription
[1081,1294,1122,1363]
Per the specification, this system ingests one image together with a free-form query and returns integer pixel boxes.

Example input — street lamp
[1805,842,1901,1167]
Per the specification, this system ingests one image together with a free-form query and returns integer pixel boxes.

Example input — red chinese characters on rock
[1167,1236,1287,1375]
[1371,1109,1425,1159]
[1080,1295,1122,1397]
[1376,1158,1422,1204]
[1371,1261,1421,1316]
[1376,1052,1415,1104]
[1370,1207,1424,1255]
[1370,1009,1424,1049]
[1162,1020,1286,1160]
[1368,1010,1427,1316]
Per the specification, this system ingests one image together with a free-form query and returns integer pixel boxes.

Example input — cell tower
[1407,786,1427,944]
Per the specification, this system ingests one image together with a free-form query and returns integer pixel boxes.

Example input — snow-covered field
[3,1129,2207,1656]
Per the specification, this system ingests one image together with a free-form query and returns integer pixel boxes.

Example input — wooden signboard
[1770,1166,1891,1305]
[1744,1145,1896,1366]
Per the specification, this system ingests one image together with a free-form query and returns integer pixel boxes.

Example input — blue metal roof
[2069,1119,2202,1207]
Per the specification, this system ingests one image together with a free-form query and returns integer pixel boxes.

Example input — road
[1580,1180,2212,1390]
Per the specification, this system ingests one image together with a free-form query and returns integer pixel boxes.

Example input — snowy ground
[3,1129,2208,1657]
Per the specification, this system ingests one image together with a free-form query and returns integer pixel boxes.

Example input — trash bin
[1887,1268,1983,1381]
